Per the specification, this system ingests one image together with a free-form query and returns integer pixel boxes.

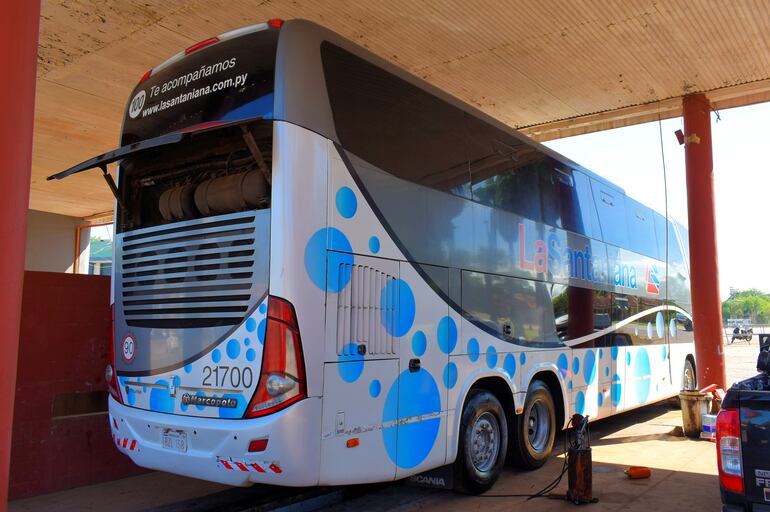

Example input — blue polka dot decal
[611,374,622,407]
[412,331,427,356]
[257,318,267,344]
[437,316,457,354]
[572,357,580,375]
[246,348,256,362]
[503,354,516,378]
[259,303,267,314]
[611,346,619,360]
[370,379,381,398]
[381,279,415,337]
[212,349,222,364]
[646,322,654,339]
[557,353,569,377]
[520,352,526,365]
[598,391,604,407]
[246,317,257,332]
[634,348,651,403]
[226,339,240,359]
[184,364,192,374]
[369,236,380,254]
[583,350,597,385]
[575,390,585,415]
[150,380,174,413]
[382,370,441,469]
[467,338,480,362]
[336,186,357,218]
[443,362,458,389]
[338,342,364,383]
[669,318,677,338]
[662,344,668,361]
[304,228,354,292]
[486,346,498,368]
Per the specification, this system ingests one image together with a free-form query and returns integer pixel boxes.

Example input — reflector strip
[112,434,139,452]
[217,457,280,474]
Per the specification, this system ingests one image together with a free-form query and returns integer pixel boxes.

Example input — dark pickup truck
[719,336,770,512]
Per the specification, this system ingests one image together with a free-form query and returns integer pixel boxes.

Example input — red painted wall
[10,272,145,500]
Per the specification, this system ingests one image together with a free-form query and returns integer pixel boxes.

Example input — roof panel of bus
[33,1,770,218]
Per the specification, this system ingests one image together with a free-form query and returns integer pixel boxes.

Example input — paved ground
[9,340,763,512]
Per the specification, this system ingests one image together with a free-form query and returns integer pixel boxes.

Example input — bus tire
[512,380,555,470]
[454,389,508,494]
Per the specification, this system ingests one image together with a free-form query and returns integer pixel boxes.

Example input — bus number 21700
[201,365,254,388]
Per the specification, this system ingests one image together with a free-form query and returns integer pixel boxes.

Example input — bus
[50,18,696,493]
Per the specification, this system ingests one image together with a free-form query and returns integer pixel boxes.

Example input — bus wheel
[512,380,555,470]
[683,358,697,391]
[454,390,508,494]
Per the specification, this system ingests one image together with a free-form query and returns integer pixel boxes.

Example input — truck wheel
[683,358,697,391]
[512,380,556,470]
[454,390,508,494]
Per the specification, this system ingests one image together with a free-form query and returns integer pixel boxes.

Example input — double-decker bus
[51,18,696,493]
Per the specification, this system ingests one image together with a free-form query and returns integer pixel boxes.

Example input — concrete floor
[9,341,763,512]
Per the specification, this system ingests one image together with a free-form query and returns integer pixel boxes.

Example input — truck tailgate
[740,390,770,505]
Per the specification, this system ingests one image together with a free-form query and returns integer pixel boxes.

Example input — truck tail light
[107,304,123,404]
[245,296,306,418]
[716,408,743,494]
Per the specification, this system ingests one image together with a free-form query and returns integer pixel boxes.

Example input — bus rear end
[106,20,321,486]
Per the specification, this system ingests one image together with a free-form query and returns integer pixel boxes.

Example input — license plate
[162,430,188,453]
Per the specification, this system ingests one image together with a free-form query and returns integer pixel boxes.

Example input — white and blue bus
[51,19,696,493]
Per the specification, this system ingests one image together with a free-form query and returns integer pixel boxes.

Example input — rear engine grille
[336,263,396,356]
[117,211,261,328]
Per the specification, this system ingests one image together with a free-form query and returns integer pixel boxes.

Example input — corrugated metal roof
[34,0,770,217]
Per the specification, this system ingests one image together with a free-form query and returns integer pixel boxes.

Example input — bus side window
[591,180,629,248]
[624,197,657,259]
[320,42,472,199]
[653,211,667,262]
[540,165,585,235]
[464,113,544,222]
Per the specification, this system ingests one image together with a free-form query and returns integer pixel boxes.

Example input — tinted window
[625,197,657,258]
[321,42,471,198]
[549,286,612,346]
[541,166,585,235]
[592,180,629,248]
[465,113,545,221]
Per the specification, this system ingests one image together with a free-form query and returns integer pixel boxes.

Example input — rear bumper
[108,395,321,487]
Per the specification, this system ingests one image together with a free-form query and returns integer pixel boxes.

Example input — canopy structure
[33,0,770,218]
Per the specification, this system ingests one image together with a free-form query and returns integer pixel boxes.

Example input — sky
[544,101,770,301]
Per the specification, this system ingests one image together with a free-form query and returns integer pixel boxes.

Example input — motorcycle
[731,325,754,343]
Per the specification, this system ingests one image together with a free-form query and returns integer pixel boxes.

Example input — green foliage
[723,289,770,324]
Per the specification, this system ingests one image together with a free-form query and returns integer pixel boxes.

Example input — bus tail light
[185,37,220,55]
[245,296,306,418]
[107,304,123,404]
[138,69,152,84]
[268,19,284,28]
[716,408,743,494]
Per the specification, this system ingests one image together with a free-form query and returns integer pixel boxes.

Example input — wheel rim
[684,365,696,391]
[526,398,550,453]
[470,412,500,473]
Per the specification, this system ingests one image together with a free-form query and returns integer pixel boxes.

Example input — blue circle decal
[572,357,580,375]
[370,379,381,398]
[598,391,604,407]
[212,349,222,364]
[611,346,619,360]
[257,318,267,344]
[669,318,677,338]
[246,348,256,362]
[246,317,257,332]
[611,374,622,406]
[304,228,354,292]
[369,236,380,254]
[380,279,415,337]
[150,380,174,413]
[468,338,480,362]
[338,342,364,383]
[443,362,458,389]
[656,312,665,339]
[583,350,597,385]
[259,303,267,314]
[557,353,569,377]
[226,339,240,359]
[382,369,441,468]
[184,364,192,374]
[336,186,358,218]
[520,352,527,366]
[437,316,458,354]
[486,346,498,369]
[412,331,427,357]
[575,390,585,415]
[634,348,651,403]
[647,322,654,339]
[503,354,516,378]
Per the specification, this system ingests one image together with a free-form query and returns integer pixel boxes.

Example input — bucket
[679,391,713,438]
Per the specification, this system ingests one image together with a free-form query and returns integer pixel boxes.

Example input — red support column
[0,1,41,510]
[682,93,726,390]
